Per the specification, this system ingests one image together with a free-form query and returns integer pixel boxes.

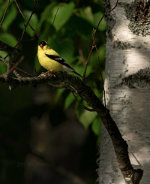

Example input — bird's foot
[46,71,56,77]
[40,71,56,77]
[45,71,53,75]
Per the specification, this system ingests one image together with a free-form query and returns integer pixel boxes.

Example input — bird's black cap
[39,41,47,46]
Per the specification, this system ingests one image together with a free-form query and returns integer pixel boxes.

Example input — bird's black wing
[45,54,81,77]
[45,54,74,70]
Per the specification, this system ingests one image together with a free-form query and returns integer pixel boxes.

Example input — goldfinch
[37,41,81,77]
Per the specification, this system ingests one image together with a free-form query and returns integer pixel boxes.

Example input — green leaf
[52,2,75,31]
[75,62,91,77]
[78,6,94,23]
[0,51,8,61]
[39,2,56,28]
[64,93,74,109]
[0,1,10,20]
[67,15,93,39]
[20,11,38,37]
[48,37,75,62]
[40,23,55,41]
[99,45,106,61]
[92,117,101,136]
[0,51,7,74]
[0,62,7,74]
[74,65,84,77]
[34,56,41,72]
[0,33,17,47]
[79,110,97,128]
[55,88,66,103]
[57,39,75,62]
[2,4,17,31]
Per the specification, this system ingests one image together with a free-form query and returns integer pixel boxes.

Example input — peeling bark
[98,0,150,183]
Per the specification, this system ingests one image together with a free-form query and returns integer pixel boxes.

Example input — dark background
[0,0,105,183]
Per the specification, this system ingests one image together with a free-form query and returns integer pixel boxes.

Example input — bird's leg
[39,70,51,76]
[45,70,53,75]
[40,70,56,77]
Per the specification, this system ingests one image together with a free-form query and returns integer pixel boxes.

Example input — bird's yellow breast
[37,46,63,72]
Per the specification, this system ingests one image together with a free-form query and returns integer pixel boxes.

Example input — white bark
[98,0,150,183]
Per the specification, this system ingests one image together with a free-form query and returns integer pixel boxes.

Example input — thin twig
[82,0,119,80]
[82,46,94,81]
[52,7,59,25]
[91,33,107,107]
[4,0,38,60]
[14,0,25,19]
[4,56,24,76]
[18,10,34,44]
[0,0,10,29]
[13,70,22,78]
[92,32,104,82]
[48,83,66,88]
[15,67,33,77]
[0,56,8,66]
[14,0,39,38]
[0,41,18,54]
[0,56,33,77]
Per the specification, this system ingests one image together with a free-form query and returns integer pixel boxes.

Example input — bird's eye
[39,41,47,46]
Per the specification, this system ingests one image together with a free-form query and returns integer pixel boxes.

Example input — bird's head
[39,41,48,50]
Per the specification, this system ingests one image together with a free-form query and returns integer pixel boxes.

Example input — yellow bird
[37,41,81,77]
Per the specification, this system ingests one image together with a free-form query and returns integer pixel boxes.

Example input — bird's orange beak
[40,44,43,49]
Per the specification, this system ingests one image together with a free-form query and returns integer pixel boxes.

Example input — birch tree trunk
[98,0,150,183]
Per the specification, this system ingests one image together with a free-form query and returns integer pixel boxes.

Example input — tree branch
[0,71,143,183]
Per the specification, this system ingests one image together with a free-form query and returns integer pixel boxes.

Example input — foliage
[0,0,105,183]
[0,0,106,139]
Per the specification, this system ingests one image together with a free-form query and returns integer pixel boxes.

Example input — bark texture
[98,0,150,183]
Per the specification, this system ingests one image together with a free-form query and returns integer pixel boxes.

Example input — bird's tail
[72,70,82,78]
[63,64,82,77]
